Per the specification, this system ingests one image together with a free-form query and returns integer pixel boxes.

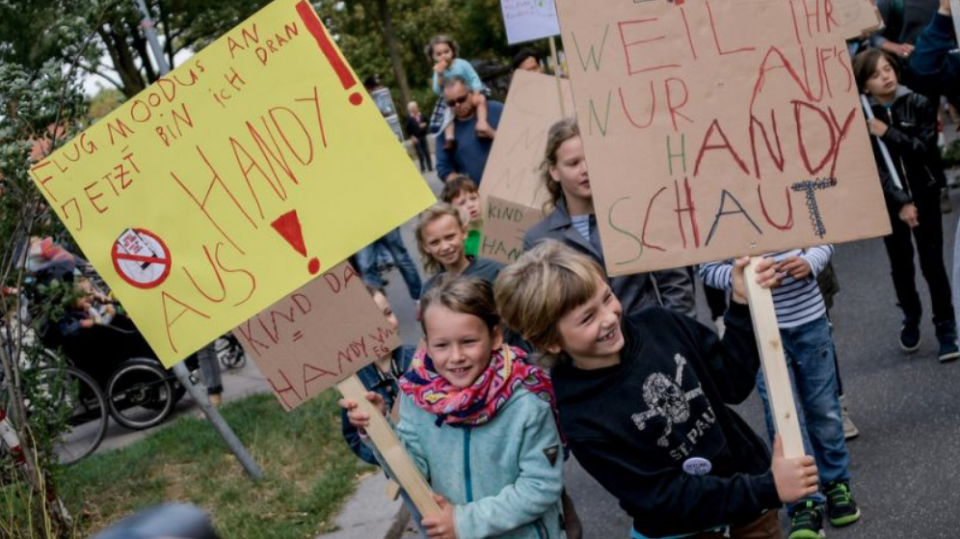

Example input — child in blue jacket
[343,277,566,539]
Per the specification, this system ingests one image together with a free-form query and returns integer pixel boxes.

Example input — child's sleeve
[568,436,781,537]
[452,59,485,92]
[879,96,940,159]
[684,302,760,404]
[699,261,733,291]
[363,394,431,482]
[799,245,833,277]
[432,71,442,95]
[394,394,431,479]
[453,397,563,539]
[341,406,379,465]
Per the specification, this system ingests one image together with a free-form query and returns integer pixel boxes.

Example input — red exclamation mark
[296,1,364,106]
[271,210,321,275]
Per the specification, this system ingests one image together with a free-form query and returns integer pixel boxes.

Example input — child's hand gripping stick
[860,94,903,190]
[741,258,807,459]
[337,375,442,517]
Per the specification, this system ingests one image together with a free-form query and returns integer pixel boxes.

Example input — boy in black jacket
[854,48,960,362]
[495,240,819,539]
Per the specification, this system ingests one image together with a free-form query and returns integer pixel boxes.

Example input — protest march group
[20,0,960,538]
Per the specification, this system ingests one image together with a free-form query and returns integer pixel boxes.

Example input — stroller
[24,241,195,431]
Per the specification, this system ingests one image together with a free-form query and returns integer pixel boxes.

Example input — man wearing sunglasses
[436,76,504,185]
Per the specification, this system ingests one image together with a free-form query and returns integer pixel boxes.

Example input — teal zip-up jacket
[392,388,566,539]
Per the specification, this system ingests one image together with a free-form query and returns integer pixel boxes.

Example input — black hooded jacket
[551,304,780,537]
[866,86,946,209]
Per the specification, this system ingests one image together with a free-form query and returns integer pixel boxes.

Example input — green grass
[59,391,371,539]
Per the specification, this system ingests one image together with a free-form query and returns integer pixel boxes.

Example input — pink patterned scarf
[399,345,560,429]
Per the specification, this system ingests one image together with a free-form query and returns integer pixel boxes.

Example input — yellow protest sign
[29,0,435,366]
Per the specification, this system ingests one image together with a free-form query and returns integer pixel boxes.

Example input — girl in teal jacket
[343,276,566,539]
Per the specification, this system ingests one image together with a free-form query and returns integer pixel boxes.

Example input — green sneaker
[788,501,825,539]
[825,481,861,527]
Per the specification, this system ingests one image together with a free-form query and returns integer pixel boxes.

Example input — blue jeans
[356,228,422,300]
[755,316,850,510]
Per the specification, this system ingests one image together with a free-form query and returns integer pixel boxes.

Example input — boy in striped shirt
[701,246,860,539]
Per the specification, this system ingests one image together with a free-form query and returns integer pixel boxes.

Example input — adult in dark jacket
[853,48,959,361]
[522,119,697,318]
[909,0,960,92]
[871,0,941,55]
[404,101,433,173]
[435,77,503,185]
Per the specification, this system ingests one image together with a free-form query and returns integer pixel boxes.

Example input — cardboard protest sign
[29,0,434,366]
[480,196,544,264]
[478,71,574,261]
[480,70,575,212]
[234,262,401,410]
[501,0,561,45]
[555,0,889,276]
[835,0,884,38]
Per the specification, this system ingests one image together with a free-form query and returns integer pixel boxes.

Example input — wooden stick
[549,36,566,117]
[743,258,805,458]
[337,375,441,517]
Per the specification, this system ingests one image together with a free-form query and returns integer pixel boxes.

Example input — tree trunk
[376,0,411,109]
[98,26,145,98]
[129,19,158,84]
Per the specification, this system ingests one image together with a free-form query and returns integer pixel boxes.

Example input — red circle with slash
[111,228,172,289]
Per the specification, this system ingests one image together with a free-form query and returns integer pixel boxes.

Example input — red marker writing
[272,209,321,275]
[296,1,364,106]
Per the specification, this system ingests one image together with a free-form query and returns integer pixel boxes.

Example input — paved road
[560,192,960,539]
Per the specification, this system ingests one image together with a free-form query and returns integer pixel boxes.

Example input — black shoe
[900,320,921,353]
[935,320,960,362]
[824,481,861,527]
[788,501,825,539]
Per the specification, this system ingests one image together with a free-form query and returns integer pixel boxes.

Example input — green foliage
[61,392,369,539]
[0,18,93,538]
[942,139,960,168]
[0,0,99,71]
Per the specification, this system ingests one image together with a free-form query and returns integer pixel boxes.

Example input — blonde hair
[540,118,581,213]
[415,203,465,274]
[420,275,500,337]
[495,240,605,362]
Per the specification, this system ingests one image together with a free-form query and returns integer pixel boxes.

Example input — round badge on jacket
[682,457,712,476]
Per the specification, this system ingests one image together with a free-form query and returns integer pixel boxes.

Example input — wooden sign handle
[743,258,806,459]
[337,375,442,517]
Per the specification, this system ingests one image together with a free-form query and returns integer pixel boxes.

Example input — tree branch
[77,60,124,90]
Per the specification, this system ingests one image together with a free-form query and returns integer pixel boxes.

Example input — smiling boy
[495,241,819,539]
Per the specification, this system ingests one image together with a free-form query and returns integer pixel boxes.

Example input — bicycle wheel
[215,335,247,369]
[40,366,109,465]
[106,358,175,430]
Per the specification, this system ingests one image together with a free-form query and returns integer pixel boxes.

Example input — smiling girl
[522,118,696,318]
[416,203,503,296]
[342,276,567,539]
